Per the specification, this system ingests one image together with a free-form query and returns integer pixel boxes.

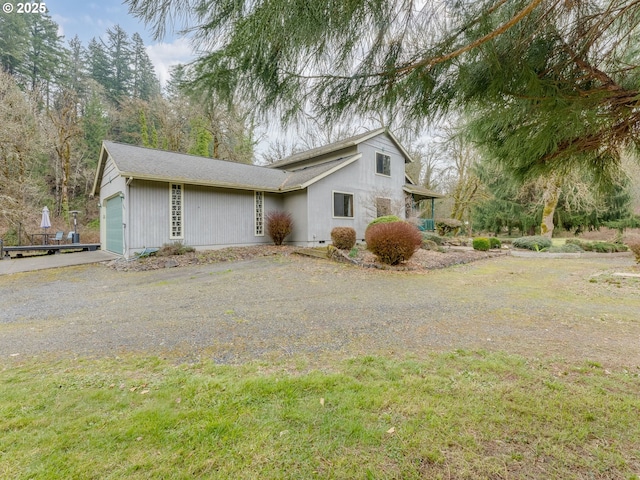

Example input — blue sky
[46,0,193,85]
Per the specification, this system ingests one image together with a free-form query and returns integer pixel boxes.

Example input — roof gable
[268,128,413,169]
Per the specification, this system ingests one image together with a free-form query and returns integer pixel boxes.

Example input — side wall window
[170,183,184,239]
[376,152,391,176]
[333,191,354,218]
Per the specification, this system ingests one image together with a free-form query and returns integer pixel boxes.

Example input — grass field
[2,351,639,479]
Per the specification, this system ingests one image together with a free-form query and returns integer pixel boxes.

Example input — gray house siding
[126,180,280,256]
[304,143,407,244]
[282,190,308,244]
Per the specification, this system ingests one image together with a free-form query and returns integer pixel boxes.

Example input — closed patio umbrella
[40,206,51,244]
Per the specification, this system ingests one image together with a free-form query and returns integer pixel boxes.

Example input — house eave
[117,172,293,193]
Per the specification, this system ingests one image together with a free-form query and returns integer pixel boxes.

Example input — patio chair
[53,231,64,244]
[67,231,75,243]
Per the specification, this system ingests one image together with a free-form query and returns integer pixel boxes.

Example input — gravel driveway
[1,253,639,368]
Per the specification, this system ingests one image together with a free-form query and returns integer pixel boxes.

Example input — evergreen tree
[21,12,65,93]
[82,87,110,164]
[131,33,160,101]
[65,36,87,97]
[87,38,111,94]
[0,8,28,75]
[128,0,640,181]
[103,25,133,104]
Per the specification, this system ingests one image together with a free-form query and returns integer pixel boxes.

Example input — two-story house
[91,128,441,257]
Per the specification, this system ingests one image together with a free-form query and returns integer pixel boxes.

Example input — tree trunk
[540,177,561,238]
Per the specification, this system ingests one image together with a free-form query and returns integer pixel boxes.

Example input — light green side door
[105,195,123,254]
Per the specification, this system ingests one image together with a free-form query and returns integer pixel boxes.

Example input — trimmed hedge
[489,237,502,249]
[331,227,357,250]
[472,237,491,251]
[512,236,553,251]
[365,221,422,265]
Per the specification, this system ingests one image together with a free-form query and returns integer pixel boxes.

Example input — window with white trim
[255,191,264,236]
[170,183,183,239]
[376,152,391,176]
[333,191,354,218]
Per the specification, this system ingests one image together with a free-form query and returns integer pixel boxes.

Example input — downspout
[124,177,133,257]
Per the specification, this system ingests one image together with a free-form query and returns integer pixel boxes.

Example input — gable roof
[268,128,413,169]
[91,141,360,196]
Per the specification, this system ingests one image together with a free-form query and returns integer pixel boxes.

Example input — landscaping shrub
[489,237,502,249]
[157,241,195,256]
[365,221,422,265]
[566,238,628,252]
[546,243,584,253]
[422,232,443,245]
[331,227,356,250]
[512,236,552,251]
[266,211,294,245]
[367,215,401,230]
[435,218,463,236]
[472,237,491,251]
[421,239,438,251]
[625,235,640,263]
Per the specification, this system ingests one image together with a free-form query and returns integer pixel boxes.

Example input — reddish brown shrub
[365,221,422,265]
[331,227,356,250]
[266,211,293,245]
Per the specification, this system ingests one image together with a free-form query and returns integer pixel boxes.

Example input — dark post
[70,210,80,243]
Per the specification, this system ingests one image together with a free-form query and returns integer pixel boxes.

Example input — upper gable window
[376,152,391,176]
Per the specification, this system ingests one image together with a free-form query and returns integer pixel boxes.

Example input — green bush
[266,211,294,245]
[331,227,356,250]
[157,242,195,256]
[421,239,438,251]
[546,243,584,253]
[512,236,553,251]
[489,237,502,249]
[422,232,443,245]
[472,237,491,251]
[365,221,422,265]
[367,215,401,231]
[566,238,628,253]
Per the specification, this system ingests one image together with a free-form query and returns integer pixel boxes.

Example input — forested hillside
[0,9,253,243]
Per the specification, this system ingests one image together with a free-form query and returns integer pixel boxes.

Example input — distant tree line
[0,4,254,238]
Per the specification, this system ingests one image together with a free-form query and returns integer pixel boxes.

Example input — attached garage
[105,195,123,255]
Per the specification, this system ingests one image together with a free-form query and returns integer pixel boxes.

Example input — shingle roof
[268,127,412,169]
[93,141,360,195]
[403,184,444,199]
[101,141,288,191]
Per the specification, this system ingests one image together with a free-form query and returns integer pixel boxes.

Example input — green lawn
[1,352,639,479]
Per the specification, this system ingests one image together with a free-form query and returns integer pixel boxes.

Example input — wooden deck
[1,242,100,259]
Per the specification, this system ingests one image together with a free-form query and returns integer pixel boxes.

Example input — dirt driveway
[1,254,638,368]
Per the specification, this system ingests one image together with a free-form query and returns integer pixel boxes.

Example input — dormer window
[376,152,391,176]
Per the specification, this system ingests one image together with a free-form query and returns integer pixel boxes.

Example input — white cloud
[146,38,194,87]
